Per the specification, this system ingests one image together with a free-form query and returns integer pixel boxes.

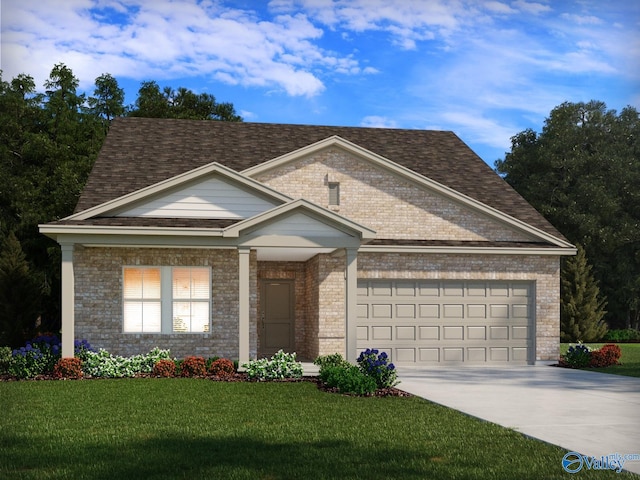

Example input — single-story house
[40,118,575,365]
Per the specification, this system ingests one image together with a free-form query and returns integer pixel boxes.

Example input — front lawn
[0,379,631,479]
[560,343,640,377]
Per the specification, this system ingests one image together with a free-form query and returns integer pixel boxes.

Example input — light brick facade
[63,144,566,364]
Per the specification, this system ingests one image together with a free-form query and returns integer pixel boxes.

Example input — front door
[260,280,295,357]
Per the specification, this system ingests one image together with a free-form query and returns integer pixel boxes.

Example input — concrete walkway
[397,365,640,475]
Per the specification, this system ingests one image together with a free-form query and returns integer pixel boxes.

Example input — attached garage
[357,280,534,364]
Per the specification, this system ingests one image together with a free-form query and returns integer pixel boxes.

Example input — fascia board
[242,135,573,249]
[223,199,376,240]
[39,224,225,238]
[358,245,577,256]
[67,162,292,221]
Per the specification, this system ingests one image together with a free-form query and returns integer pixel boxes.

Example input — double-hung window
[123,266,211,333]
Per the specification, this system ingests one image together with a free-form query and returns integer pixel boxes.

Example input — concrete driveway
[397,365,640,475]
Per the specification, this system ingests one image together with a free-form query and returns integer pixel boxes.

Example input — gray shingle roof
[76,117,565,240]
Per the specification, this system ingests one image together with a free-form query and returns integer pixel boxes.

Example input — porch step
[301,362,320,376]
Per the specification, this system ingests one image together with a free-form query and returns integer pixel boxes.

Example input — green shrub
[0,346,12,374]
[82,347,172,378]
[180,356,207,377]
[560,343,592,368]
[53,357,83,379]
[320,364,377,395]
[314,353,350,370]
[209,358,235,379]
[603,329,640,342]
[153,359,177,377]
[242,350,303,381]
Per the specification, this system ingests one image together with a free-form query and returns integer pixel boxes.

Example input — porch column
[60,243,75,358]
[238,247,251,365]
[345,247,358,363]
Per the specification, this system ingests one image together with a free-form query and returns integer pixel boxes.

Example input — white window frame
[122,266,211,334]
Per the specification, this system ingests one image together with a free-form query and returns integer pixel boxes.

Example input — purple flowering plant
[356,348,399,389]
[9,334,94,379]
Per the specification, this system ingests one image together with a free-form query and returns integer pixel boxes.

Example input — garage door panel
[396,326,416,340]
[467,348,486,362]
[419,304,440,318]
[357,280,533,364]
[443,326,464,340]
[419,282,440,296]
[372,304,392,318]
[443,348,464,362]
[357,326,369,340]
[372,326,392,340]
[467,304,487,318]
[490,326,509,340]
[489,304,509,318]
[419,326,439,340]
[396,283,416,296]
[396,304,416,318]
[443,304,464,318]
[468,326,486,340]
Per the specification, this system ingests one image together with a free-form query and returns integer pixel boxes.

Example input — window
[123,267,161,333]
[123,267,211,333]
[328,182,340,206]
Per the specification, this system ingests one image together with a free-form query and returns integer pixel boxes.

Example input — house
[40,118,575,365]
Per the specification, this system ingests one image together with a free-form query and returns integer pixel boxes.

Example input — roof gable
[68,162,290,221]
[73,117,568,244]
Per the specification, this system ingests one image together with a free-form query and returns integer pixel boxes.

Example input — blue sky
[2,0,639,165]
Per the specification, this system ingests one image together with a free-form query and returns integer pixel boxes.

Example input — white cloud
[360,116,398,128]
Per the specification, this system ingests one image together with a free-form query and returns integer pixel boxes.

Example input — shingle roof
[76,117,565,240]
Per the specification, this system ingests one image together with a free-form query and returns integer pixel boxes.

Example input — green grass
[1,380,634,479]
[560,343,640,377]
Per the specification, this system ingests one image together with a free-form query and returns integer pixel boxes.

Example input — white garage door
[357,280,534,364]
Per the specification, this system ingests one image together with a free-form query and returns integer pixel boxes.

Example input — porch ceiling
[256,246,336,261]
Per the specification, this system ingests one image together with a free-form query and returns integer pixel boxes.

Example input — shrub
[603,329,640,343]
[589,344,622,368]
[0,346,12,374]
[153,359,177,377]
[561,342,592,368]
[181,356,207,377]
[320,364,377,395]
[53,357,83,379]
[314,353,350,370]
[209,358,235,379]
[357,348,399,388]
[242,350,303,381]
[82,347,172,378]
[6,334,94,379]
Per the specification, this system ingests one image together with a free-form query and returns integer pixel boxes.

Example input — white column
[345,248,358,363]
[60,243,75,358]
[238,247,251,365]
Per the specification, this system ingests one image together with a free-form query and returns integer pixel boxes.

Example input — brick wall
[254,148,535,242]
[73,246,258,360]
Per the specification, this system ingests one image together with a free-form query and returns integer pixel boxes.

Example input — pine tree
[560,244,608,342]
[0,233,43,347]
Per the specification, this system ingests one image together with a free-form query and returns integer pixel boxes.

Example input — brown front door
[260,280,294,357]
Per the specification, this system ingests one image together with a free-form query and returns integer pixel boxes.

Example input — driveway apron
[397,365,640,475]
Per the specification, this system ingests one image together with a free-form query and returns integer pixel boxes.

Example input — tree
[560,245,608,342]
[0,233,44,347]
[129,81,242,121]
[496,101,640,329]
[88,73,126,123]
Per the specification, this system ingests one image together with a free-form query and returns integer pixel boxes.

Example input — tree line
[1,63,638,346]
[0,63,241,347]
[496,100,640,338]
